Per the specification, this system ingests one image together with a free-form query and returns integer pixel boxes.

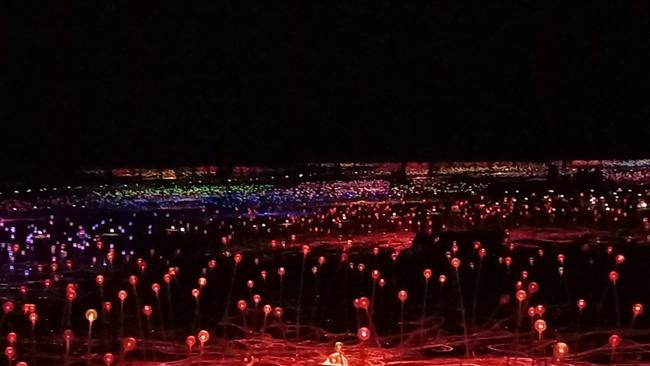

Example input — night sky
[3,2,650,180]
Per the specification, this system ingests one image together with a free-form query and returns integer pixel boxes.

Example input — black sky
[3,2,650,180]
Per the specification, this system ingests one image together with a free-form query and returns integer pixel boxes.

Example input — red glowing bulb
[318,256,326,265]
[479,248,487,258]
[142,305,152,317]
[253,294,261,304]
[577,299,587,311]
[208,259,217,269]
[192,289,200,299]
[516,290,527,302]
[372,269,380,280]
[535,304,546,316]
[609,334,621,348]
[609,271,619,283]
[234,253,243,264]
[3,301,14,314]
[278,267,286,277]
[103,353,114,366]
[398,290,408,302]
[63,329,74,341]
[237,300,247,311]
[118,290,127,302]
[274,307,283,318]
[128,275,138,286]
[357,327,370,342]
[163,274,172,284]
[616,254,625,264]
[423,269,432,279]
[96,275,105,286]
[528,282,539,294]
[378,278,386,288]
[247,280,254,289]
[633,303,644,316]
[263,305,272,315]
[198,277,207,287]
[186,335,196,348]
[439,275,447,285]
[152,283,160,294]
[358,297,370,310]
[451,258,461,269]
[122,337,137,352]
[103,301,112,313]
[261,271,267,281]
[6,332,17,344]
[4,346,16,360]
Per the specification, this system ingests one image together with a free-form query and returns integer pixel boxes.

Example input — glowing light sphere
[357,327,370,342]
[516,281,524,290]
[318,256,326,265]
[4,346,16,360]
[553,342,569,360]
[208,259,217,269]
[577,299,587,311]
[398,290,408,302]
[353,298,360,309]
[274,307,283,318]
[7,332,17,344]
[516,290,527,302]
[278,267,286,277]
[247,280,254,289]
[118,290,127,302]
[534,319,547,334]
[439,275,447,285]
[192,289,200,299]
[142,305,152,317]
[528,282,539,294]
[479,248,487,258]
[16,361,27,366]
[535,304,546,316]
[423,269,432,280]
[20,286,27,295]
[527,307,536,317]
[103,353,114,366]
[3,301,14,314]
[198,277,207,287]
[504,257,512,267]
[63,329,74,341]
[499,294,511,305]
[103,302,112,313]
[128,275,138,286]
[85,309,98,322]
[28,312,38,326]
[521,271,528,280]
[263,305,272,315]
[253,294,261,304]
[122,337,137,352]
[44,279,52,289]
[95,275,105,286]
[616,254,625,264]
[391,251,399,262]
[186,335,196,348]
[607,246,613,255]
[451,258,461,269]
[237,300,247,311]
[357,263,365,273]
[341,253,349,262]
[234,253,243,264]
[311,266,318,275]
[358,297,370,310]
[371,269,381,280]
[261,271,267,281]
[557,254,565,265]
[163,273,172,284]
[302,245,310,256]
[609,334,621,348]
[633,303,644,316]
[378,279,386,288]
[151,283,160,295]
[373,247,380,256]
[609,271,619,283]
